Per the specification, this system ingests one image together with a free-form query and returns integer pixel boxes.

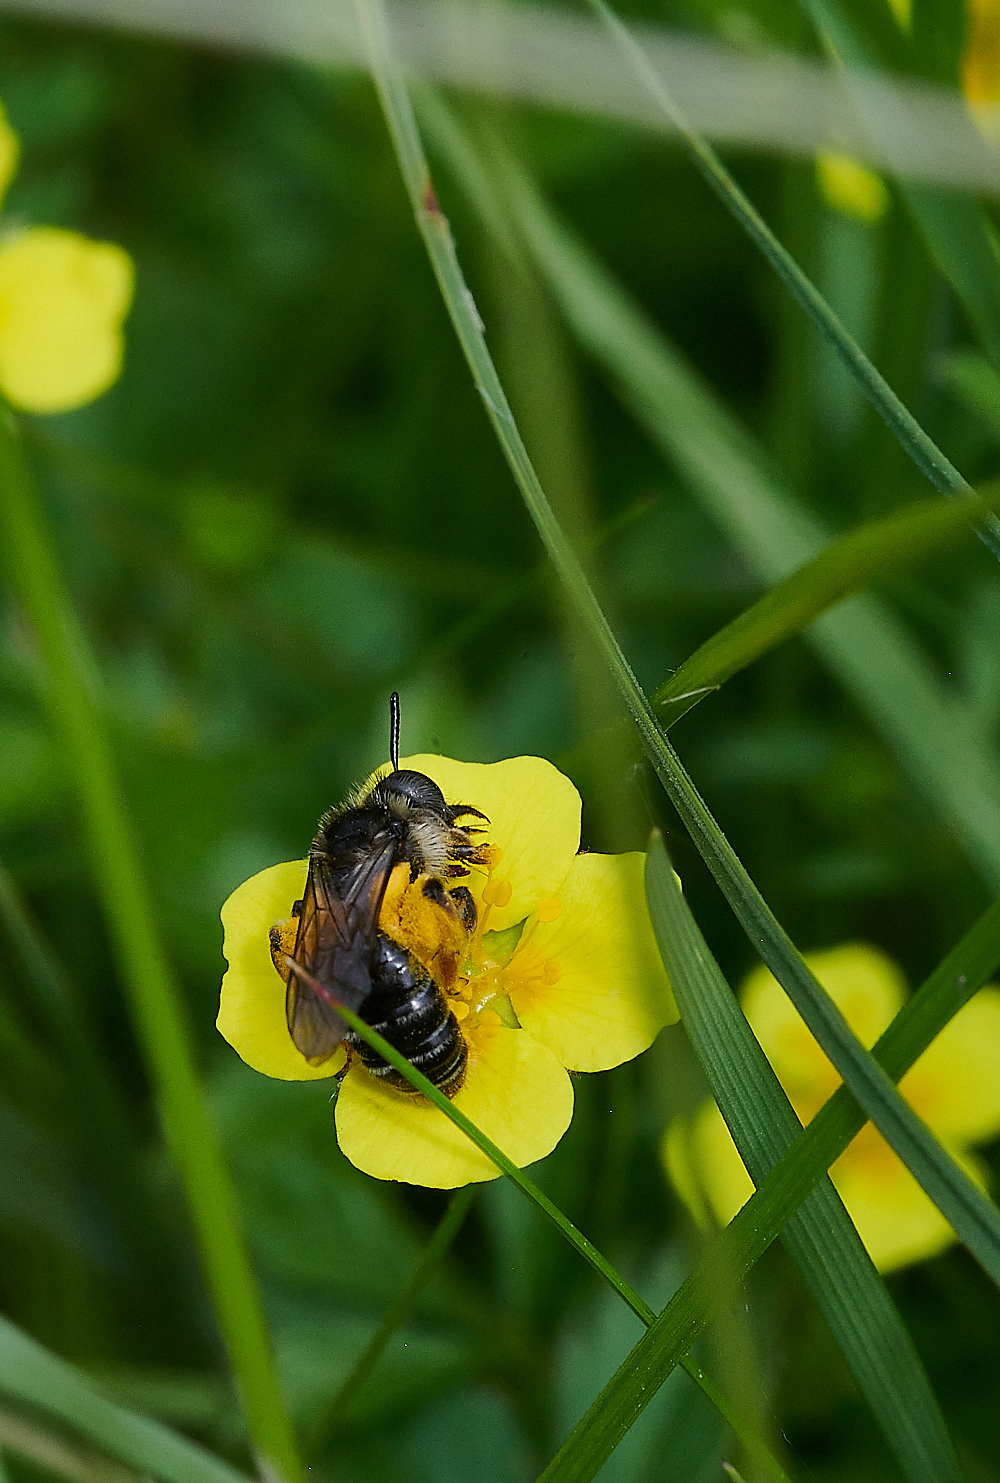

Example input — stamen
[447,998,471,1021]
[535,898,562,922]
[482,878,512,908]
[541,959,562,985]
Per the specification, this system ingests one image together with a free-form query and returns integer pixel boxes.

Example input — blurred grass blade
[0,412,301,1483]
[654,487,1000,726]
[493,156,1000,891]
[359,5,1000,1293]
[799,0,1000,370]
[939,349,1000,439]
[304,1186,476,1456]
[0,1317,251,1483]
[540,883,1000,1483]
[583,0,1000,558]
[0,1404,139,1483]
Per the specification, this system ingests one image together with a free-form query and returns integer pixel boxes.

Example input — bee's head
[376,769,449,819]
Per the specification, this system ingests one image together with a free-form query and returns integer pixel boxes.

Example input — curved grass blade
[0,412,301,1483]
[0,1317,251,1483]
[582,0,1000,560]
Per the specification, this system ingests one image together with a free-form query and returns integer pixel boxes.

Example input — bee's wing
[286,839,396,1066]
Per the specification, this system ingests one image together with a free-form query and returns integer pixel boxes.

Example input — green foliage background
[1,0,1000,1479]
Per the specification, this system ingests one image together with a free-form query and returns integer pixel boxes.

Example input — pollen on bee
[482,844,504,868]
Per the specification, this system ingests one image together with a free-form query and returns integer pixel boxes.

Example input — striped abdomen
[346,935,467,1098]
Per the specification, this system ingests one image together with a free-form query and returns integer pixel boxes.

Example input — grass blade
[0,412,301,1483]
[654,487,1000,726]
[799,0,1000,371]
[583,0,1000,559]
[537,879,1000,1483]
[643,837,961,1483]
[495,156,1000,891]
[0,1317,251,1483]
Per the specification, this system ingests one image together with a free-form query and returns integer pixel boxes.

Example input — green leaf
[0,1317,251,1483]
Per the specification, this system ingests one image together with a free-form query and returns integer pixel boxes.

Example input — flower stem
[0,410,301,1483]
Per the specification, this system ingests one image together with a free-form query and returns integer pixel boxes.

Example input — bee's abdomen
[347,935,467,1098]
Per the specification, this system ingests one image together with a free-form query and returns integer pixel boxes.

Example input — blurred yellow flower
[219,754,677,1188]
[964,0,1000,104]
[663,945,1000,1271]
[815,153,890,225]
[0,102,133,412]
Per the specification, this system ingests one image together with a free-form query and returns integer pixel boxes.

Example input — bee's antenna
[389,692,400,772]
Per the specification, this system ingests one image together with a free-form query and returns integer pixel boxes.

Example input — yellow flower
[0,102,133,413]
[218,754,676,1188]
[663,945,1000,1272]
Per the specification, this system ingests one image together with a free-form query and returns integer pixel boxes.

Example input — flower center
[446,849,564,1027]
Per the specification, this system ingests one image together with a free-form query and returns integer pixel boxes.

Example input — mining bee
[273,695,489,1097]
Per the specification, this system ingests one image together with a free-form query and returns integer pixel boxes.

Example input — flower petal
[0,106,20,210]
[741,944,906,1112]
[507,852,677,1071]
[900,987,1000,1142]
[688,1100,755,1226]
[218,861,342,1082]
[0,228,134,413]
[400,754,582,931]
[830,1133,989,1273]
[334,1018,573,1187]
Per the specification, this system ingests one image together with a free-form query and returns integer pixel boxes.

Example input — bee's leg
[449,884,477,934]
[328,1057,351,1114]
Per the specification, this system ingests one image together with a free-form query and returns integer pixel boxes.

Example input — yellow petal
[741,944,906,1115]
[830,1134,990,1273]
[507,852,677,1071]
[399,754,582,932]
[218,860,342,1082]
[0,228,134,412]
[0,106,20,210]
[661,1116,712,1231]
[335,1017,573,1187]
[900,987,1000,1142]
[689,1100,755,1226]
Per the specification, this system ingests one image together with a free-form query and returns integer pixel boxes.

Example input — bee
[272,695,488,1098]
